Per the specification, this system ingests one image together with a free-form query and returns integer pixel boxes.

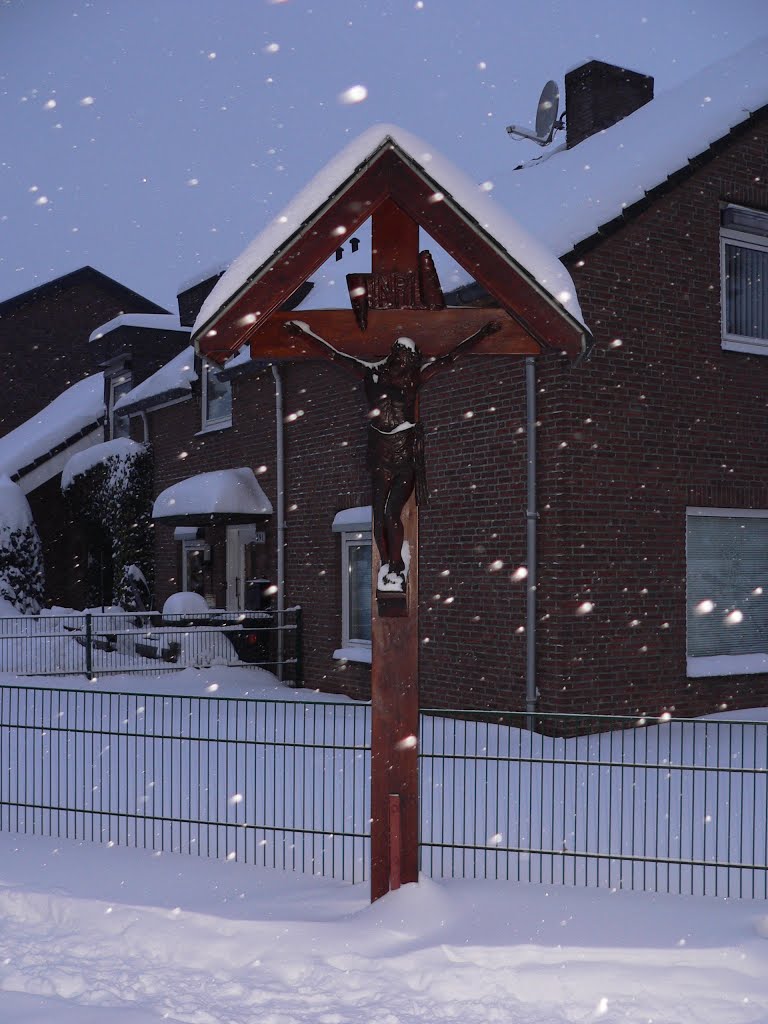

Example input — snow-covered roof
[0,476,35,533]
[0,373,105,479]
[494,36,768,258]
[61,437,146,491]
[193,123,585,337]
[194,39,768,331]
[89,313,191,342]
[153,468,273,521]
[115,346,198,414]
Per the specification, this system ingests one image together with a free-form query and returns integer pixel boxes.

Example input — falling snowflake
[339,84,368,105]
[396,735,418,750]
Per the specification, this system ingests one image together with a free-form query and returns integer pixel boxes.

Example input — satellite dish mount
[506,80,563,146]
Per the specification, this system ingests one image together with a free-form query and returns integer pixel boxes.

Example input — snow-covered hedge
[62,440,154,610]
[0,476,45,614]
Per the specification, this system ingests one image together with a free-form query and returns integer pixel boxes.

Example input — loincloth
[367,421,428,506]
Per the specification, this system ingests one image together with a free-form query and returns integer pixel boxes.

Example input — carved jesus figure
[285,319,501,592]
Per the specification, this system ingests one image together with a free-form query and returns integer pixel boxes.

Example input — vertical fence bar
[84,614,94,681]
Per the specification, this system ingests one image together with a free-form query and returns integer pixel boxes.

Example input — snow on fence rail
[0,685,765,896]
[0,610,303,684]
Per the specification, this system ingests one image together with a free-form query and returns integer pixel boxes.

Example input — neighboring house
[0,269,190,607]
[0,266,168,437]
[121,39,768,720]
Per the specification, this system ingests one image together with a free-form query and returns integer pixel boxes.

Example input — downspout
[271,364,286,682]
[525,357,538,721]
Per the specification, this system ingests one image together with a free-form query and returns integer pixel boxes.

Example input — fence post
[294,606,304,688]
[84,612,94,681]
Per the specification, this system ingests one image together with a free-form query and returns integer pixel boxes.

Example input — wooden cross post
[369,201,421,901]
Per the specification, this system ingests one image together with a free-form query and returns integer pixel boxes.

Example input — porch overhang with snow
[152,468,273,527]
[191,124,591,365]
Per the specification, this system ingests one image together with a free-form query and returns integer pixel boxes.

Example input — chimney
[564,60,653,149]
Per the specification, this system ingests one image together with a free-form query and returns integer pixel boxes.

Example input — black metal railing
[419,709,768,898]
[0,685,369,882]
[0,687,766,897]
[0,608,303,684]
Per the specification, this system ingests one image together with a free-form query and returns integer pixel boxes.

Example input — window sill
[721,337,768,356]
[195,421,233,436]
[687,653,768,678]
[333,646,372,665]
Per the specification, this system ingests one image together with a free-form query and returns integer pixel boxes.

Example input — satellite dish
[506,80,562,146]
[535,81,559,140]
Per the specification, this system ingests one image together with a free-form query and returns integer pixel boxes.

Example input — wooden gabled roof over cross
[193,124,590,365]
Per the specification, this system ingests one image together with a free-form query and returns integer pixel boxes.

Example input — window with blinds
[686,509,768,659]
[721,205,768,353]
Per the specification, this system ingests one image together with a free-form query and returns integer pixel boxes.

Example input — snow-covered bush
[62,439,154,611]
[0,476,45,614]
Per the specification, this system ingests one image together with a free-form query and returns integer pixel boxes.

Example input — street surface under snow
[0,831,767,1023]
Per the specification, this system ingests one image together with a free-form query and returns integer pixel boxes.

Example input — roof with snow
[193,123,589,363]
[0,476,36,533]
[493,36,768,259]
[115,346,198,415]
[89,313,191,342]
[153,468,273,526]
[191,38,768,342]
[0,374,105,483]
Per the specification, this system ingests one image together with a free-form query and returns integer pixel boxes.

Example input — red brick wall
[147,113,768,720]
[539,113,768,719]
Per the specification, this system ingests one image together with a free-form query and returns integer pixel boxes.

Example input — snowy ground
[0,665,767,1020]
[1,830,768,1024]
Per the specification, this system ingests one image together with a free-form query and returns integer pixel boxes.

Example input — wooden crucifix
[193,132,589,903]
[277,201,507,901]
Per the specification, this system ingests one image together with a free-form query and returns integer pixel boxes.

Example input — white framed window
[201,361,232,430]
[332,507,372,662]
[721,205,768,354]
[686,507,768,677]
[108,371,133,439]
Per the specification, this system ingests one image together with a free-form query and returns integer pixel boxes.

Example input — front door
[226,525,266,611]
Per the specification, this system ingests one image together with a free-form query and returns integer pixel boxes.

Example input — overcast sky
[1,0,766,311]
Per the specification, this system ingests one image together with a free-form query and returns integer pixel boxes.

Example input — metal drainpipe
[525,357,538,722]
[271,364,286,682]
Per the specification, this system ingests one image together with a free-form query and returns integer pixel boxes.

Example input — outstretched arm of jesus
[284,320,373,378]
[420,320,502,382]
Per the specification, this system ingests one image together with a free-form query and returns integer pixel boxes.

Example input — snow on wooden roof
[192,123,586,341]
[115,346,198,414]
[153,468,273,525]
[0,373,105,480]
[495,35,768,258]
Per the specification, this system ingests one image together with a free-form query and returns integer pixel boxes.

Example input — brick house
[121,39,768,719]
[0,268,189,606]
